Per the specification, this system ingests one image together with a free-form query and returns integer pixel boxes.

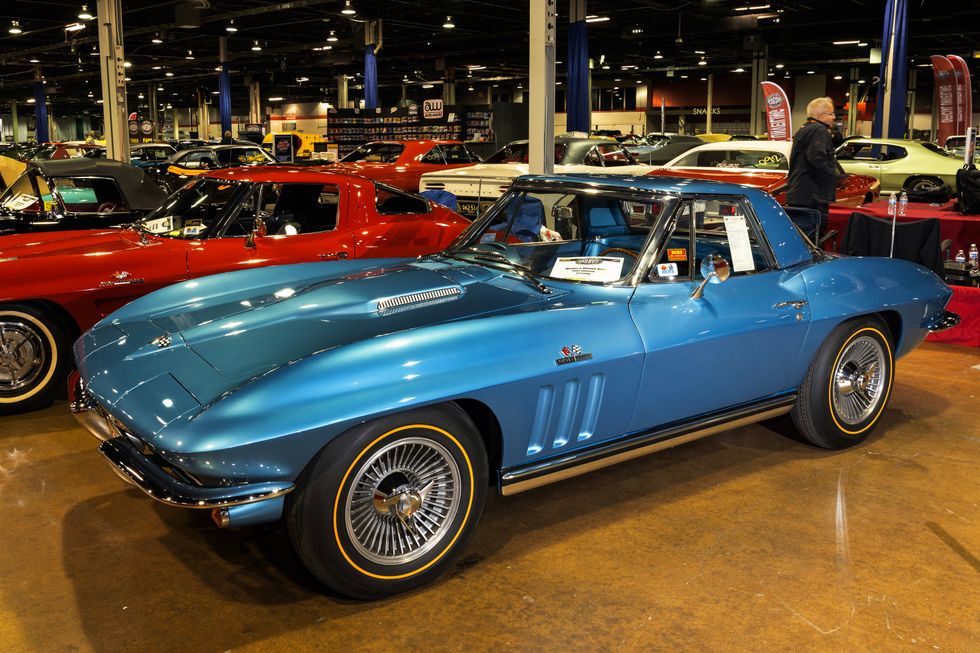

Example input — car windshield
[484,143,568,164]
[445,185,670,285]
[0,170,52,213]
[341,143,405,163]
[138,177,242,238]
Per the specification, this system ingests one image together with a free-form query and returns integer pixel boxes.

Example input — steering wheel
[598,247,639,259]
[97,202,120,214]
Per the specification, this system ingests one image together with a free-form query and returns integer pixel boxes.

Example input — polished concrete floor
[0,342,977,652]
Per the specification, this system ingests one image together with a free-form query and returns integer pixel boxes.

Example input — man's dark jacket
[787,119,838,205]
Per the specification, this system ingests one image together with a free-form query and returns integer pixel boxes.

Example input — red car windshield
[485,143,567,164]
[341,143,405,163]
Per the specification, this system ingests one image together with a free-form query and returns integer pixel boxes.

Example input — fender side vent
[377,287,462,313]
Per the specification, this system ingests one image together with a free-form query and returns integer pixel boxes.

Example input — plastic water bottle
[898,191,908,217]
[887,192,897,216]
[955,249,967,263]
[970,243,979,268]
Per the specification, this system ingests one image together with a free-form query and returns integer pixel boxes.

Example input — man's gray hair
[806,97,834,118]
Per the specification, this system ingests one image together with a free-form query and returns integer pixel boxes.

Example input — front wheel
[287,404,488,599]
[791,317,894,449]
[0,304,70,414]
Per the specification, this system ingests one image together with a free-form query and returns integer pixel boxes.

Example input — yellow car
[162,144,275,191]
[261,131,327,160]
[835,138,963,193]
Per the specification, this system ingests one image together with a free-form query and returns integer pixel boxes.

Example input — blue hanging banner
[872,0,908,138]
[219,63,232,136]
[566,20,590,133]
[34,81,49,143]
[365,45,378,110]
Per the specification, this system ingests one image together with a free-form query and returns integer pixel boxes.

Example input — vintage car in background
[943,135,967,159]
[161,144,275,191]
[835,138,962,193]
[618,133,702,165]
[261,131,327,161]
[70,173,955,599]
[129,142,177,170]
[419,136,651,218]
[0,167,467,413]
[659,140,880,207]
[326,140,482,192]
[0,159,167,235]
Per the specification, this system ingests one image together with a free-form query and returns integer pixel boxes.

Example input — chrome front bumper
[926,310,961,333]
[69,372,294,509]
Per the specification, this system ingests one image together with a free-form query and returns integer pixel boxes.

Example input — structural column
[337,74,349,109]
[529,0,556,174]
[847,66,860,137]
[10,102,19,144]
[148,84,158,141]
[706,73,714,134]
[566,0,590,133]
[872,0,908,138]
[197,90,210,141]
[218,36,232,137]
[246,79,262,125]
[443,68,456,105]
[749,51,767,135]
[364,21,381,110]
[34,67,49,143]
[97,0,129,161]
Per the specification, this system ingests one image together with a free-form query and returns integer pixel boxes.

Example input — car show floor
[0,342,977,652]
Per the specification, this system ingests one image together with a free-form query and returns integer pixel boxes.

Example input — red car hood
[0,229,150,260]
[649,168,787,191]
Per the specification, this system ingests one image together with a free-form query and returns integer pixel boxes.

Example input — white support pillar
[337,74,349,109]
[847,66,860,137]
[97,0,129,162]
[529,0,557,175]
[10,102,18,144]
[248,80,262,125]
[749,53,767,135]
[197,91,210,141]
[148,84,158,141]
[706,73,714,134]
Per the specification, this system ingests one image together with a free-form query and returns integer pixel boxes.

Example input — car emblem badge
[111,271,130,280]
[150,335,172,349]
[556,344,592,366]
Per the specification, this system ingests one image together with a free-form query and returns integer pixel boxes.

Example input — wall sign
[423,99,444,119]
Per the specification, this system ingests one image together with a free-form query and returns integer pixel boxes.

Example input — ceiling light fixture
[78,5,93,20]
[467,85,474,91]
[327,30,338,42]
[9,20,23,35]
[138,92,144,99]
[226,20,237,32]
[654,51,663,59]
[443,16,455,29]
[807,70,815,74]
[834,75,843,80]
[675,14,682,45]
[186,50,194,59]
[858,42,868,47]
[698,57,707,66]
[65,22,86,32]
[152,65,161,70]
[832,40,859,45]
[341,0,356,16]
[157,85,164,90]
[734,67,745,73]
[152,33,162,44]
[123,60,132,68]
[268,96,284,101]
[165,71,174,77]
[422,83,434,88]
[774,63,784,69]
[585,15,610,23]
[29,57,39,63]
[27,98,36,104]
[251,40,261,51]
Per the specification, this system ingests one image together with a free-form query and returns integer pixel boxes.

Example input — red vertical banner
[948,54,973,133]
[760,82,792,141]
[932,55,957,145]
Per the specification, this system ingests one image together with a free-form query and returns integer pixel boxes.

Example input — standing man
[787,97,840,239]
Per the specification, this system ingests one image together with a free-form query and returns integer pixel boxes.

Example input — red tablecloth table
[926,285,980,347]
[826,199,980,255]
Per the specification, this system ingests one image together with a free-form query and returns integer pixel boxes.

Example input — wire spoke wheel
[0,320,46,393]
[345,437,462,566]
[832,335,885,425]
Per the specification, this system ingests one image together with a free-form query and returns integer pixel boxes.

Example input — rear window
[51,177,129,213]
[376,184,429,214]
[485,142,566,164]
[341,143,405,163]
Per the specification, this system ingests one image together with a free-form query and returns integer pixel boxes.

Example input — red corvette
[326,140,481,192]
[0,167,468,412]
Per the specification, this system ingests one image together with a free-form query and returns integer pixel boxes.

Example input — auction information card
[550,256,625,282]
[723,215,757,272]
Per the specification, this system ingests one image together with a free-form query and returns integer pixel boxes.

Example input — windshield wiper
[451,248,552,295]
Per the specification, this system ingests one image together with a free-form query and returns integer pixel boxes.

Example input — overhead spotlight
[833,74,843,80]
[467,85,474,91]
[327,30,338,42]
[296,76,309,82]
[653,51,663,59]
[186,50,194,59]
[422,83,434,89]
[774,63,784,69]
[29,57,39,63]
[151,33,163,44]
[734,67,745,73]
[251,41,261,51]
[123,60,132,68]
[226,19,237,32]
[341,0,356,16]
[9,20,23,35]
[268,96,284,101]
[65,22,86,32]
[27,98,36,104]
[78,4,93,20]
[138,93,144,99]
[698,57,707,66]
[152,65,162,70]
[165,71,174,77]
[443,16,455,29]
[157,85,164,90]
[807,70,815,74]
[674,14,682,44]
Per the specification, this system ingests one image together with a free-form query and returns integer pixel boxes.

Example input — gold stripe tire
[791,316,894,449]
[286,404,488,600]
[0,305,70,413]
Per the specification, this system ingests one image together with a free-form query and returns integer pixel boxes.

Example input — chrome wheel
[832,335,886,425]
[345,437,461,566]
[0,321,45,392]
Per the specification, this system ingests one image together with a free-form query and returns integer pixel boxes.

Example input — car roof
[517,172,775,197]
[840,138,924,146]
[674,140,793,154]
[203,166,372,185]
[29,158,167,210]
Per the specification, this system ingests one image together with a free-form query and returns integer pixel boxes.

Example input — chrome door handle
[318,251,348,260]
[774,300,807,309]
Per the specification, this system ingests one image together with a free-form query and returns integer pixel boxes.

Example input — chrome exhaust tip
[212,507,230,528]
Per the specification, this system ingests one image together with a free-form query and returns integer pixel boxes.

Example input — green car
[835,138,962,193]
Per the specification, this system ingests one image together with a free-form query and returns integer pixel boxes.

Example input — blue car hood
[76,259,559,435]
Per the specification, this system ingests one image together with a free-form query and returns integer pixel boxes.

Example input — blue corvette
[71,174,957,599]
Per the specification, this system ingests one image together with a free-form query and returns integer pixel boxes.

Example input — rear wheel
[791,317,894,449]
[904,176,943,193]
[287,404,488,599]
[0,305,70,414]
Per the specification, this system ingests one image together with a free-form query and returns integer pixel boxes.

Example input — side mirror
[244,216,267,248]
[691,254,731,299]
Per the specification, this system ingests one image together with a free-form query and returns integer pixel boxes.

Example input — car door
[836,141,889,186]
[627,195,811,431]
[84,239,191,319]
[186,181,355,277]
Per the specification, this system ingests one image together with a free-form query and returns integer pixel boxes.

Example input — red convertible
[0,167,468,412]
[326,140,481,192]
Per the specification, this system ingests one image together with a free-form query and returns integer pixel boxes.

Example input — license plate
[457,200,495,218]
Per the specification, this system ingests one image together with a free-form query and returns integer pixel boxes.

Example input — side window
[583,147,603,166]
[52,177,129,213]
[420,146,446,164]
[442,144,476,163]
[671,151,701,167]
[652,202,693,281]
[882,145,907,161]
[595,144,631,166]
[692,198,770,276]
[697,150,730,167]
[225,183,339,236]
[376,184,429,214]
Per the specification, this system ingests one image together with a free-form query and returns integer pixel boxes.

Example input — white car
[420,137,651,218]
